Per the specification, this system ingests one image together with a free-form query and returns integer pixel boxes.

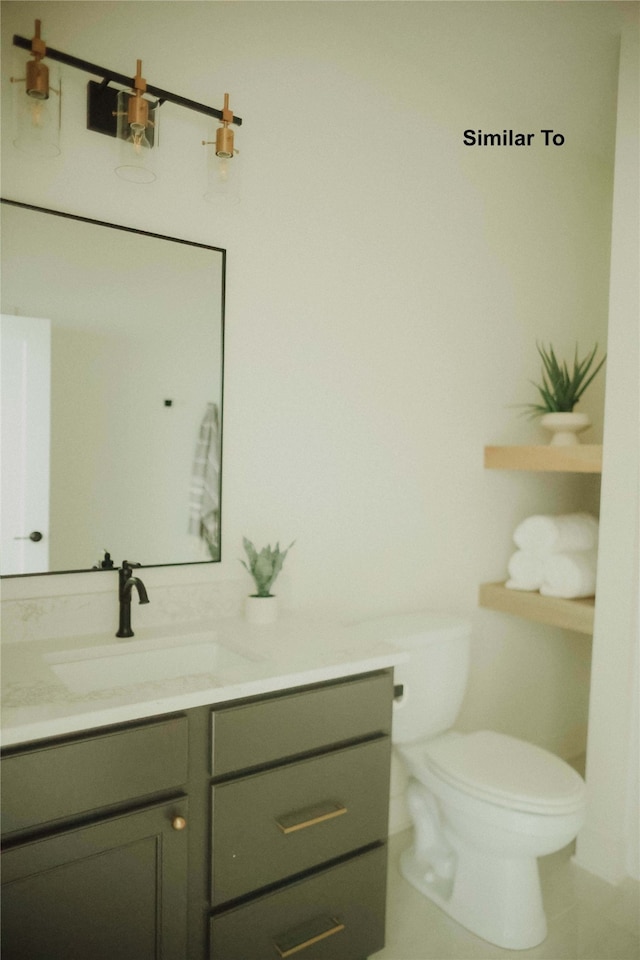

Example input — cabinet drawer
[210,843,387,960]
[211,737,390,905]
[211,671,393,776]
[1,715,188,835]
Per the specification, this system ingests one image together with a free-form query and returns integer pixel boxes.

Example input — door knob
[14,531,43,542]
[171,816,187,831]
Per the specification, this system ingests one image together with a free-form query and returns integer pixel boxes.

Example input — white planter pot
[540,412,591,446]
[245,595,278,624]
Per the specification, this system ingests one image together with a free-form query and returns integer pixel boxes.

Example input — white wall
[574,10,640,884]
[1,1,632,867]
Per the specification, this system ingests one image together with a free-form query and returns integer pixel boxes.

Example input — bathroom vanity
[1,617,402,960]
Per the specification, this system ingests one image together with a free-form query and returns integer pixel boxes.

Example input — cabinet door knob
[171,816,187,831]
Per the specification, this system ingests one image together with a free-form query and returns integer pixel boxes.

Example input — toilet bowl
[352,612,587,951]
[398,730,586,950]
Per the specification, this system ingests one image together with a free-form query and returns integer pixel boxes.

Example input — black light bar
[12,33,243,126]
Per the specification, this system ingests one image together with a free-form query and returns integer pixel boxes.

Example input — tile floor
[377,830,640,960]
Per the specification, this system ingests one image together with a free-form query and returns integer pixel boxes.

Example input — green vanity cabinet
[1,798,189,960]
[211,738,391,904]
[1,668,395,960]
[1,715,189,834]
[209,671,394,960]
[210,844,388,960]
[1,714,190,960]
[210,671,393,775]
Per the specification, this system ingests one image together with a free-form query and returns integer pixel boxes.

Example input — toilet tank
[350,612,471,744]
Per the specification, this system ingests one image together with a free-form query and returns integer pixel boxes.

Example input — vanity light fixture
[10,19,62,157]
[11,21,243,189]
[202,93,241,204]
[115,60,159,183]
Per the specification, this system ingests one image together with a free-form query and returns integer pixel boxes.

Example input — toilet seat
[422,730,585,815]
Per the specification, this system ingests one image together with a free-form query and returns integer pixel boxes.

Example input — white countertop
[1,615,406,748]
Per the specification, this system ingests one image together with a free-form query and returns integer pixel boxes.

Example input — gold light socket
[215,125,234,158]
[21,20,49,99]
[127,60,149,130]
[26,58,49,99]
[127,91,149,129]
[215,93,235,157]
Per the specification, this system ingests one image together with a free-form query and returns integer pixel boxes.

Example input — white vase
[540,412,591,446]
[245,594,278,624]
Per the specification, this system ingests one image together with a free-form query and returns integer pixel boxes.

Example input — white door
[1,315,51,574]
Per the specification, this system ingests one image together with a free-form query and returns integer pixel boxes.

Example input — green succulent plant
[520,342,606,419]
[240,537,295,597]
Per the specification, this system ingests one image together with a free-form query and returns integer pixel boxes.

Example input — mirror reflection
[1,200,224,577]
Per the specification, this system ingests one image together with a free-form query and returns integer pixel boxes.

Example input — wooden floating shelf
[484,445,602,474]
[479,582,595,635]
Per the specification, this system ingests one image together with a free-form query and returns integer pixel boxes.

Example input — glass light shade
[115,88,159,183]
[12,58,61,158]
[203,125,241,205]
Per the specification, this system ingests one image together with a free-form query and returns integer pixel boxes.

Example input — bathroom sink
[44,631,256,694]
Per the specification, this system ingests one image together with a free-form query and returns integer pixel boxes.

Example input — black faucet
[116,561,150,638]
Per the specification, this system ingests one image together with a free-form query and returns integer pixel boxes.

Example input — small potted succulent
[520,342,606,445]
[240,537,295,623]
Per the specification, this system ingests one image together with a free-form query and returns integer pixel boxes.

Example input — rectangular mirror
[1,199,225,577]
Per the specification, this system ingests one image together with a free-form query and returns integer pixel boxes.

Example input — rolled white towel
[506,551,545,591]
[540,550,598,599]
[513,513,598,556]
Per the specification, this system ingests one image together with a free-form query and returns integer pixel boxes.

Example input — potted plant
[240,537,295,623]
[520,342,606,445]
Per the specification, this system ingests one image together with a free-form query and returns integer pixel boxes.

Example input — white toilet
[377,612,586,951]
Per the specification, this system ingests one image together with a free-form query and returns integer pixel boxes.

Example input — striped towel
[188,403,220,556]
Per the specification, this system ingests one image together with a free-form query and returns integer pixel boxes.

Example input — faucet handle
[122,560,142,570]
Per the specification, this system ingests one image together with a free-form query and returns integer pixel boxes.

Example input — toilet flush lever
[394,684,405,701]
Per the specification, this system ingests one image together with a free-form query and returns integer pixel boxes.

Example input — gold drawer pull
[273,915,345,957]
[275,801,347,835]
